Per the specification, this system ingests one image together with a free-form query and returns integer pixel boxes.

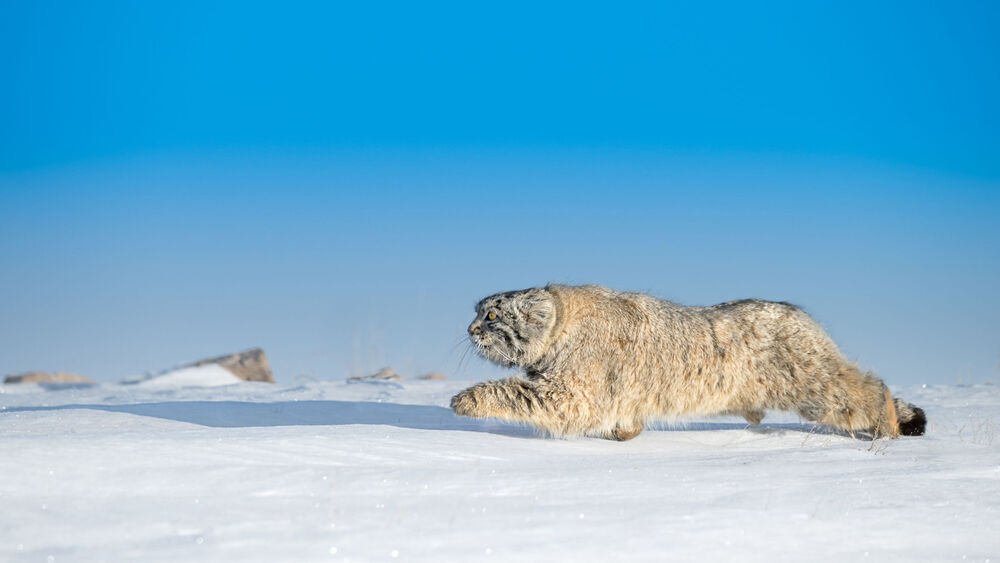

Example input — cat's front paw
[451,386,487,418]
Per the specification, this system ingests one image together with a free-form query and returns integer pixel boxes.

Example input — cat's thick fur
[451,285,926,440]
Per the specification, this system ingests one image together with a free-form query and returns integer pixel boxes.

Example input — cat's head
[468,287,557,368]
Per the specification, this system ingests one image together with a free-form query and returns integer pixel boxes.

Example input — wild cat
[451,285,926,440]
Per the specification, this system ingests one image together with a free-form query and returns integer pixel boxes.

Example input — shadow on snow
[3,400,539,437]
[2,400,851,438]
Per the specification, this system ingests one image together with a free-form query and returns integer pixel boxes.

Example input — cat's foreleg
[451,377,576,436]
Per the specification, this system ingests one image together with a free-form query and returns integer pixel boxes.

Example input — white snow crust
[124,364,243,389]
[1,379,998,562]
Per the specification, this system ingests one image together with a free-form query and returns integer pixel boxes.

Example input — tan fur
[452,285,924,440]
[881,388,900,439]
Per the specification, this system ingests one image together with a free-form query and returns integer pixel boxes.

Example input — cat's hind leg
[604,421,644,441]
[742,410,765,426]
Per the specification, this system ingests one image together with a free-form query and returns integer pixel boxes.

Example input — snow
[1,377,998,562]
[121,364,244,389]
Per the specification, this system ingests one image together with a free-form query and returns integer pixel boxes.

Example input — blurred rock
[348,367,402,382]
[5,372,96,385]
[187,348,275,383]
[418,372,447,380]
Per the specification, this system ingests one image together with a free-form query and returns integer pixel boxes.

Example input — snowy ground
[2,376,998,562]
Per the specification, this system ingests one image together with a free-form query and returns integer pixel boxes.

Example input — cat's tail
[892,395,927,436]
[820,369,927,439]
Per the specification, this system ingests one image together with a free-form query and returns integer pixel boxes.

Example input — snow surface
[121,364,244,389]
[1,377,998,562]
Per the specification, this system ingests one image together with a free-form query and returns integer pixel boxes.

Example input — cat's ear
[519,289,554,325]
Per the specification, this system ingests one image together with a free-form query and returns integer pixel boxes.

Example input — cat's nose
[468,321,482,336]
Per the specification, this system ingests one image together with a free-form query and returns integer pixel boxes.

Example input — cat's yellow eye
[487,311,497,321]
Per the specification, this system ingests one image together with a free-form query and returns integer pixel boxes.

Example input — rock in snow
[418,372,448,380]
[121,349,274,388]
[348,366,402,382]
[186,347,275,383]
[4,372,96,385]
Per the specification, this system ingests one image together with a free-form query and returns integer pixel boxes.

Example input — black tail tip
[899,407,927,436]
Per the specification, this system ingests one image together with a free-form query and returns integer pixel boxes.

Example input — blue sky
[1,2,998,384]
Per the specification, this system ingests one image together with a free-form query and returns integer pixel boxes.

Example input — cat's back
[546,284,685,314]
[544,284,696,343]
[700,298,819,340]
[546,285,820,355]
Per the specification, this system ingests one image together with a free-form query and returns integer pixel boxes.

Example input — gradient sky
[1,2,998,384]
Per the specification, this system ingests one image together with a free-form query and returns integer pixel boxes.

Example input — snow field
[1,378,998,562]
